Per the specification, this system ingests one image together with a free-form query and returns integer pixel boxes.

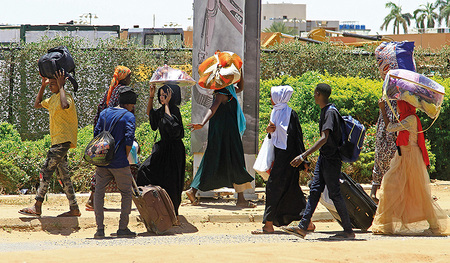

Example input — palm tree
[381,2,413,34]
[263,21,297,35]
[414,2,439,30]
[435,0,450,27]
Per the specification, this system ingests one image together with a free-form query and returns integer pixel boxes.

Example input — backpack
[84,111,128,166]
[38,46,79,92]
[329,105,366,163]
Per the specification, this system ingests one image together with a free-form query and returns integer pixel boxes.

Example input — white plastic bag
[253,135,275,181]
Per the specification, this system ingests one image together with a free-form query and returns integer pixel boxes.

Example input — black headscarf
[158,84,181,107]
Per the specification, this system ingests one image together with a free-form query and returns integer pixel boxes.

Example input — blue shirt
[94,107,135,168]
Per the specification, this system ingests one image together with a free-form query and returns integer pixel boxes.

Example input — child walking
[19,70,80,217]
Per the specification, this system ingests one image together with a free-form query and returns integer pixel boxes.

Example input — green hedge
[260,42,450,81]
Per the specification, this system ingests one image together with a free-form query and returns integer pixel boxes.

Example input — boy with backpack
[282,83,355,239]
[19,70,80,217]
[93,87,137,239]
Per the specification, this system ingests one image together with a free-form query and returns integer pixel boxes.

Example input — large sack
[383,69,445,119]
[198,51,242,90]
[375,41,416,79]
[38,46,78,91]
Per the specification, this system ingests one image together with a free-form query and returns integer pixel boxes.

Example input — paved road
[2,229,449,253]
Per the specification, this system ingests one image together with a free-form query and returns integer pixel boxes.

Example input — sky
[0,0,432,35]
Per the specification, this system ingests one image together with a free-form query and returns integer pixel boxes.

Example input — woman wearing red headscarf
[93,66,132,127]
[86,66,132,210]
[371,99,448,235]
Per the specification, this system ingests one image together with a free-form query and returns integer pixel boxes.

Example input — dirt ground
[1,182,449,263]
[1,222,450,263]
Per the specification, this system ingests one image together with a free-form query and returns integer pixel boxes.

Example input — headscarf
[396,100,429,166]
[158,84,182,107]
[107,66,131,106]
[225,85,246,136]
[270,85,294,150]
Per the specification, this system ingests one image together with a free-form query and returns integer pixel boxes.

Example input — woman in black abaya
[252,85,313,234]
[137,84,186,216]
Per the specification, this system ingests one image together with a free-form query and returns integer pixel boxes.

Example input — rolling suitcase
[131,178,177,234]
[318,172,377,231]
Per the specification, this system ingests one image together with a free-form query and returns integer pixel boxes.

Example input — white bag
[253,135,275,181]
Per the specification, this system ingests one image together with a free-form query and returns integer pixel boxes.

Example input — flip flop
[18,207,41,217]
[185,189,199,205]
[85,206,107,211]
[251,229,274,235]
[307,222,316,232]
[236,201,257,208]
[57,211,81,217]
[281,226,307,238]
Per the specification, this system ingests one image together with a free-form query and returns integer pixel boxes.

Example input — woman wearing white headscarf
[252,86,312,234]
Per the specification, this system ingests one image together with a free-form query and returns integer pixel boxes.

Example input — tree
[381,2,413,34]
[263,21,297,35]
[414,2,439,30]
[435,0,450,27]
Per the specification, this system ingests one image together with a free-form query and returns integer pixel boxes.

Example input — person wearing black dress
[186,80,255,208]
[137,84,186,216]
[252,85,311,234]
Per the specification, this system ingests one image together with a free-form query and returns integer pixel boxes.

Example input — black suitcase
[319,172,377,231]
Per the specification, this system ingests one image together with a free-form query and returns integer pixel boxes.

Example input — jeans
[298,155,353,233]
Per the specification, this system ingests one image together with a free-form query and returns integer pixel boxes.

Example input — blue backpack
[329,105,366,163]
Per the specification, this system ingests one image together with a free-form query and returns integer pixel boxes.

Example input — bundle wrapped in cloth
[383,69,445,118]
[198,50,243,90]
[149,65,196,87]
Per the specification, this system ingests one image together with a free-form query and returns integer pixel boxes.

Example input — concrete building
[0,24,120,45]
[261,3,307,35]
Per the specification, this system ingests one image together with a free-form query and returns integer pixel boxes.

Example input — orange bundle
[198,51,243,90]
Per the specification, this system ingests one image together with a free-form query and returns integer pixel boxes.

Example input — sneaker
[116,228,136,238]
[94,229,105,239]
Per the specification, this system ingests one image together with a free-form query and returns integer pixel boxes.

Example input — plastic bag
[149,65,196,87]
[383,69,445,119]
[253,135,275,181]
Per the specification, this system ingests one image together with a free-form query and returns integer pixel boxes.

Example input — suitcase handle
[131,175,142,197]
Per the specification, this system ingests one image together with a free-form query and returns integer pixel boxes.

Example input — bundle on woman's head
[158,84,181,106]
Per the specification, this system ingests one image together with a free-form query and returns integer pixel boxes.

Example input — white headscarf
[270,85,294,150]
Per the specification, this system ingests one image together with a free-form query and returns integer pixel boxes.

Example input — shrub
[0,159,29,194]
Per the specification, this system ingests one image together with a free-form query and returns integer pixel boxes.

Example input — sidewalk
[1,183,449,232]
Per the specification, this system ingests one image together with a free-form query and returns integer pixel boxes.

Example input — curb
[0,211,336,231]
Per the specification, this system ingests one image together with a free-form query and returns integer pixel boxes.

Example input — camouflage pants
[35,142,78,210]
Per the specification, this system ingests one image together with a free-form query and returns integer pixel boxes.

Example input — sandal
[18,207,41,217]
[251,229,274,235]
[57,210,81,217]
[186,189,200,205]
[281,226,307,238]
[307,222,316,232]
[236,201,257,208]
